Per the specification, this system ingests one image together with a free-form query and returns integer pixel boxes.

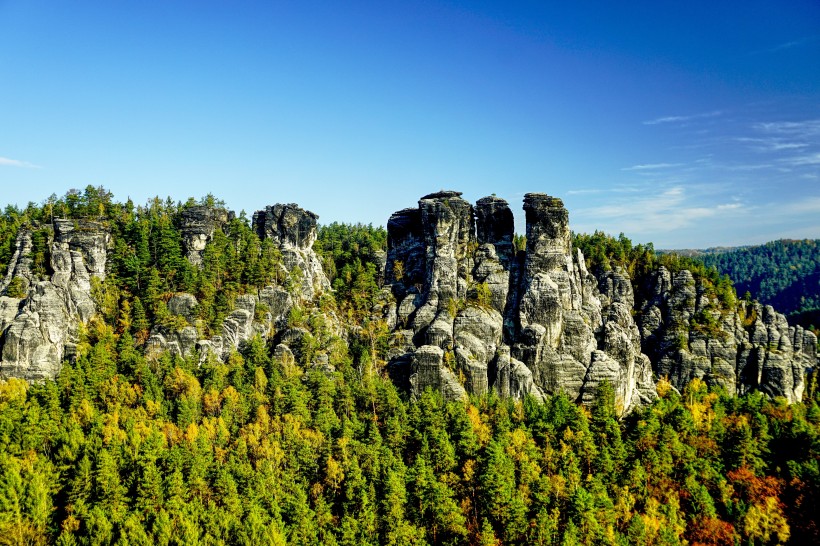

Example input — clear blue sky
[1,1,818,248]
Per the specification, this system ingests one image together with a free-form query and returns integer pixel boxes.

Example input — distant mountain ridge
[658,246,747,257]
[684,240,820,328]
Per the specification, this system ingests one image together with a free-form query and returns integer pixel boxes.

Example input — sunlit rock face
[0,219,110,381]
[382,191,656,414]
[253,203,330,301]
[638,269,814,404]
[0,192,812,409]
[0,201,336,381]
[150,202,335,364]
[382,190,817,412]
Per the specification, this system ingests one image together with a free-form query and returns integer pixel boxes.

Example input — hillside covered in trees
[695,240,820,331]
[0,187,818,545]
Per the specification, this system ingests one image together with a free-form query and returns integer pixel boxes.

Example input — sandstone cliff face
[253,203,330,301]
[0,220,110,381]
[1,195,814,411]
[179,205,230,267]
[384,192,655,413]
[383,191,817,411]
[0,201,334,380]
[637,267,815,403]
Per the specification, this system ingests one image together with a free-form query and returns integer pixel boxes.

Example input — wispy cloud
[720,163,774,172]
[601,109,820,246]
[786,196,820,214]
[781,152,820,166]
[753,119,820,137]
[643,110,723,126]
[566,184,648,196]
[566,189,603,195]
[573,185,747,237]
[767,35,820,53]
[735,137,809,152]
[622,162,683,171]
[0,156,41,169]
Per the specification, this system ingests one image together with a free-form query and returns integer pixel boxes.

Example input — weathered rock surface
[0,229,37,295]
[408,345,467,401]
[180,205,230,267]
[0,195,347,383]
[1,194,813,412]
[384,192,653,412]
[149,203,339,366]
[638,270,815,403]
[253,203,330,301]
[384,191,816,412]
[0,220,110,381]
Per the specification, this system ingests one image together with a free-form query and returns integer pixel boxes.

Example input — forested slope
[697,240,820,330]
[0,187,818,545]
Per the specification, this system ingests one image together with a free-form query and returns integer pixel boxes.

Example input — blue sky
[1,1,818,248]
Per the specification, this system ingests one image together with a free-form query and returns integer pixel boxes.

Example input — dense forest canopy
[696,240,820,331]
[0,187,818,545]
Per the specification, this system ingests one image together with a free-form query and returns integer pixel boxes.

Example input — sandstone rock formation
[0,220,110,381]
[638,267,815,403]
[383,191,816,412]
[179,205,230,267]
[253,203,331,301]
[383,192,655,413]
[148,203,333,364]
[1,193,813,412]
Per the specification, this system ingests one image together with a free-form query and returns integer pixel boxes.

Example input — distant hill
[695,239,820,327]
[658,246,746,258]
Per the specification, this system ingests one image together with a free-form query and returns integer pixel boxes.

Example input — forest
[0,187,818,545]
[697,240,820,331]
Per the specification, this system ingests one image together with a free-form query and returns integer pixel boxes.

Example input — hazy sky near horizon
[1,1,819,248]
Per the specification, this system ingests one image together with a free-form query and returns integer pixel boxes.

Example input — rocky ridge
[380,192,656,414]
[637,267,815,403]
[0,203,335,381]
[0,192,814,413]
[380,191,815,412]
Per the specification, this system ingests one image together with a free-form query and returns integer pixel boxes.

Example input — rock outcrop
[1,193,813,411]
[149,203,334,365]
[382,191,816,411]
[383,192,655,413]
[253,203,330,301]
[0,229,37,295]
[638,268,815,403]
[0,220,110,381]
[179,205,230,267]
